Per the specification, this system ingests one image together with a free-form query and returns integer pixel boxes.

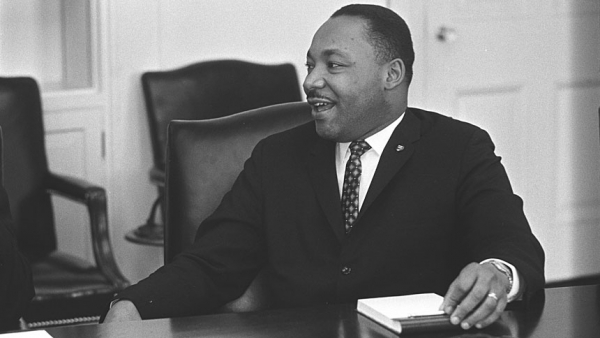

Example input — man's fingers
[441,263,479,314]
[471,294,507,329]
[104,300,142,323]
[449,280,490,326]
[460,291,507,329]
[443,262,511,330]
[440,280,463,314]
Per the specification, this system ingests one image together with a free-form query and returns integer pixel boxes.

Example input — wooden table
[45,284,600,337]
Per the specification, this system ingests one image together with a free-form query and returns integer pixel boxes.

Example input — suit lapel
[307,137,346,242]
[359,110,422,218]
[306,109,422,241]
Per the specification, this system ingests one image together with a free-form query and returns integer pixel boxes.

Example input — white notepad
[357,293,448,334]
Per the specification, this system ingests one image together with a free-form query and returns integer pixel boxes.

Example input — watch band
[489,261,513,294]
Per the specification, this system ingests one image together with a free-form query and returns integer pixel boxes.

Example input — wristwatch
[489,261,513,294]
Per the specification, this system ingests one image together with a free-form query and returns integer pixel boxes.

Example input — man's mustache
[306,90,332,101]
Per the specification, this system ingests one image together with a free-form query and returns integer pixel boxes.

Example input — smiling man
[105,4,544,331]
[305,10,407,143]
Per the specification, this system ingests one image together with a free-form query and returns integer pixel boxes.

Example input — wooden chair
[165,102,312,311]
[0,77,128,328]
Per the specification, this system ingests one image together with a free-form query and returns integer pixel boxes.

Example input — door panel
[44,106,107,264]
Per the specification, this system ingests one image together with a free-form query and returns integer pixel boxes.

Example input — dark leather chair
[166,102,312,312]
[0,128,34,332]
[0,77,128,328]
[135,60,302,245]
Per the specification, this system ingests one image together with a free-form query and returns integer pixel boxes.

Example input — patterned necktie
[341,140,371,234]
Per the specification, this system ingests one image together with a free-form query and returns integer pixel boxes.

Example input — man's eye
[328,62,340,68]
[305,63,314,72]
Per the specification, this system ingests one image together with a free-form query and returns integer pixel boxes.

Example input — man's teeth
[311,101,334,112]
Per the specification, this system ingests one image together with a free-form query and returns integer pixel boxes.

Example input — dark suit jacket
[119,107,545,319]
[0,185,33,331]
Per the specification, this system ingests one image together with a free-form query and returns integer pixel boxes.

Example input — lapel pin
[396,145,405,152]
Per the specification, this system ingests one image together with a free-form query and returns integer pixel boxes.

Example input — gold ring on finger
[487,292,498,301]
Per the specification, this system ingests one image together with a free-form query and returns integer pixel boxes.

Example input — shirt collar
[338,112,406,157]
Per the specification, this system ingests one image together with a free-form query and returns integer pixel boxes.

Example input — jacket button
[341,266,352,275]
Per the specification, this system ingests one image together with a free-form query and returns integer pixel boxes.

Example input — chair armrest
[46,173,129,289]
[149,166,165,187]
[46,172,102,203]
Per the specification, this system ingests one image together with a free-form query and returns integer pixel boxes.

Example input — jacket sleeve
[113,140,268,320]
[0,187,34,331]
[456,127,545,300]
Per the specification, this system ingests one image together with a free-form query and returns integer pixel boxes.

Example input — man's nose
[303,68,326,94]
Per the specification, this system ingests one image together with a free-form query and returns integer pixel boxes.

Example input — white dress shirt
[336,114,404,207]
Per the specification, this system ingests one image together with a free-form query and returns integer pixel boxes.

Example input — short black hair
[332,4,414,84]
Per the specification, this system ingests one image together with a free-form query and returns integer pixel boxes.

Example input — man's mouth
[307,98,336,113]
[312,101,335,112]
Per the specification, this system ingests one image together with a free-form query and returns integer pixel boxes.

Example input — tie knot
[349,140,371,157]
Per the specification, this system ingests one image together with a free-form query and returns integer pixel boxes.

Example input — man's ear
[384,58,405,90]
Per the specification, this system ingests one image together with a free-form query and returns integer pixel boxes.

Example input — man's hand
[103,300,142,323]
[440,262,510,330]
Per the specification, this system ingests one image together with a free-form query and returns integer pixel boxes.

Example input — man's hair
[332,4,414,84]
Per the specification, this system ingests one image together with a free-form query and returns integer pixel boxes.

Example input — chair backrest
[142,60,302,173]
[165,102,312,263]
[0,77,55,260]
[0,127,3,183]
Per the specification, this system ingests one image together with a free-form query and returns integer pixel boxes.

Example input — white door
[391,0,600,282]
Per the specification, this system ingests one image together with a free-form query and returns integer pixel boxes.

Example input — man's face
[304,16,390,142]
